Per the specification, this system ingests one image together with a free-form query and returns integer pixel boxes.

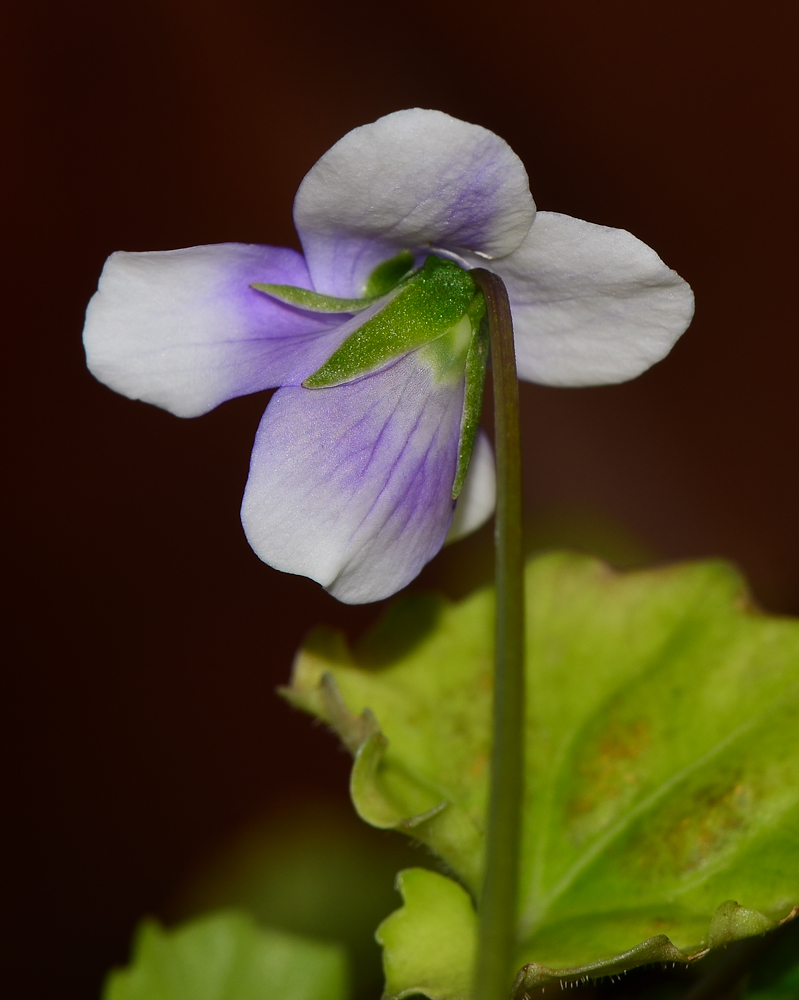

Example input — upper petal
[83,243,349,418]
[240,351,466,604]
[294,109,536,298]
[485,212,695,387]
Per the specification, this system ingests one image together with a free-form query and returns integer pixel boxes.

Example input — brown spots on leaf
[469,752,488,778]
[566,718,652,841]
[665,779,751,873]
[598,719,651,766]
[630,774,754,880]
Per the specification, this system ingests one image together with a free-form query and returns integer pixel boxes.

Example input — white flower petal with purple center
[84,244,350,418]
[294,109,536,297]
[83,108,694,604]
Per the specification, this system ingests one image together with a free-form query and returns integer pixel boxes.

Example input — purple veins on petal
[240,350,467,604]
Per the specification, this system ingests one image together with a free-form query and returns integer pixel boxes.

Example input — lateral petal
[241,352,466,604]
[83,243,349,417]
[484,212,695,387]
[294,109,536,298]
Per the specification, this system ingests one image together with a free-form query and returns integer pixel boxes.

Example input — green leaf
[377,869,477,1000]
[103,910,350,1000]
[171,798,428,1000]
[284,554,799,995]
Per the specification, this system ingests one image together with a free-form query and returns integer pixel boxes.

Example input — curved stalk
[471,269,525,1000]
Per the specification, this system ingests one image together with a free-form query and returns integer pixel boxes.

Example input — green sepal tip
[250,250,417,314]
[250,283,381,314]
[452,293,488,498]
[303,256,477,389]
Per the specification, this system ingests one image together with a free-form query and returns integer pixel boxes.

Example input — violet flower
[83,109,693,603]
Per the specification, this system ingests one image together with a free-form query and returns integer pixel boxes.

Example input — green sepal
[452,295,488,498]
[303,256,476,389]
[287,554,799,993]
[364,250,415,297]
[251,250,417,314]
[250,283,381,314]
[416,314,473,384]
[102,909,350,1000]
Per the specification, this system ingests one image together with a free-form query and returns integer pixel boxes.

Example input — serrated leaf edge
[281,658,484,890]
[283,570,799,996]
[511,904,799,995]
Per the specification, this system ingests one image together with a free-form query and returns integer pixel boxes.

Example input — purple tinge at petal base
[83,243,351,418]
[81,108,695,604]
[294,108,536,298]
[241,351,467,604]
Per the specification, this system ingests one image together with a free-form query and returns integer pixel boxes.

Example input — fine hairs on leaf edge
[510,903,799,994]
[280,672,799,993]
[375,870,799,999]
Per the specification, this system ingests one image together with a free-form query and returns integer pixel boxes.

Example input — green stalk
[471,269,525,1000]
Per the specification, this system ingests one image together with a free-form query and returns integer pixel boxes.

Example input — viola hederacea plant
[84,108,693,605]
[86,111,799,1000]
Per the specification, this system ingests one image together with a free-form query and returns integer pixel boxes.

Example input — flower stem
[471,269,525,1000]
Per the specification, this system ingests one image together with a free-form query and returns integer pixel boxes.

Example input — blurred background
[4,2,798,997]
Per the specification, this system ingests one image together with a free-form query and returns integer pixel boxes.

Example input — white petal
[486,212,695,386]
[446,430,496,543]
[83,244,346,418]
[294,108,536,297]
[241,352,465,604]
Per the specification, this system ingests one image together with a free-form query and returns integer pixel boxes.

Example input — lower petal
[240,352,465,604]
[483,212,695,387]
[83,243,348,418]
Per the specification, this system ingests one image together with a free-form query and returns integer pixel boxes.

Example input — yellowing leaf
[377,869,476,1000]
[285,554,799,994]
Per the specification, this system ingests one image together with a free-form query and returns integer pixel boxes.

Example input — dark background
[4,2,798,997]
